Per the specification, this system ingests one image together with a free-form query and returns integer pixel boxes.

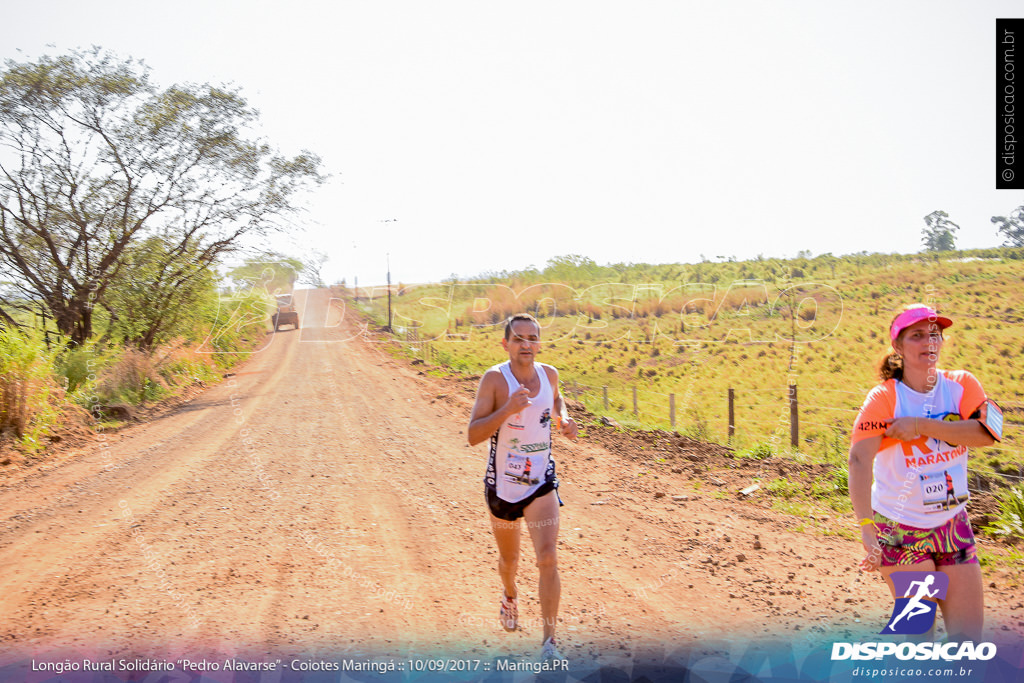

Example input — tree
[0,49,323,345]
[227,253,304,295]
[543,254,601,283]
[299,250,327,288]
[818,252,838,279]
[991,204,1024,247]
[102,236,218,349]
[921,210,959,252]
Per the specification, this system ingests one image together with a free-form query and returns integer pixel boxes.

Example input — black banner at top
[997,18,1024,189]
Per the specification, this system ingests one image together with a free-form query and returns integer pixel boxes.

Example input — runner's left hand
[859,525,883,572]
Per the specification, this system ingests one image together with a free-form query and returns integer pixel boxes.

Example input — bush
[830,461,850,496]
[82,338,225,410]
[983,484,1024,540]
[196,288,275,368]
[682,407,711,442]
[155,339,222,387]
[738,442,774,459]
[0,328,62,451]
[56,346,94,393]
[765,477,802,499]
[96,348,170,405]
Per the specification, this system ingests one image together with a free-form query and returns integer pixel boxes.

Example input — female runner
[849,304,1002,641]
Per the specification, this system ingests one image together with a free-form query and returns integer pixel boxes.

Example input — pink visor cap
[889,305,953,341]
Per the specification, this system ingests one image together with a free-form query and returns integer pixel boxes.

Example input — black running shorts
[485,482,563,521]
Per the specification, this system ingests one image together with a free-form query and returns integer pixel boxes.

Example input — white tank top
[484,361,556,503]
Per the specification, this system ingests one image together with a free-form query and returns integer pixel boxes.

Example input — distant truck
[272,294,300,331]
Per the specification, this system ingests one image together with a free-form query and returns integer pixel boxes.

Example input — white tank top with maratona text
[852,370,989,528]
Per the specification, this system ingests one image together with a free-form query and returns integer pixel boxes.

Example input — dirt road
[1,289,1022,669]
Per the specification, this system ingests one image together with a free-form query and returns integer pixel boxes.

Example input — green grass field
[345,249,1024,487]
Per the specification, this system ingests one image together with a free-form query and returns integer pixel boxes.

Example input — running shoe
[540,636,566,662]
[499,592,518,631]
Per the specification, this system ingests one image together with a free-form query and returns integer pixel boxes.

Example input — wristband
[858,518,876,528]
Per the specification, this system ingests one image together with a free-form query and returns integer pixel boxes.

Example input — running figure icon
[887,574,939,632]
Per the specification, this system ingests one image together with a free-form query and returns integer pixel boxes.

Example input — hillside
[349,249,1024,501]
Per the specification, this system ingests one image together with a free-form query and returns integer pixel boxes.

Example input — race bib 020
[920,463,968,513]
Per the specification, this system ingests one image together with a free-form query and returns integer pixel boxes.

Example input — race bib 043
[503,453,541,487]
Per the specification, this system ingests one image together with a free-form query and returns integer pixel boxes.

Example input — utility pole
[386,252,393,333]
[381,219,398,333]
[351,240,359,301]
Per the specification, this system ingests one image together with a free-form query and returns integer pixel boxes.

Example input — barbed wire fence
[404,335,1021,495]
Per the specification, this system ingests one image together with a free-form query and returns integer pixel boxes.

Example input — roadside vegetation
[0,50,320,457]
[0,272,289,455]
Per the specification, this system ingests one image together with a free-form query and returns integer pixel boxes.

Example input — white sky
[3,1,1023,286]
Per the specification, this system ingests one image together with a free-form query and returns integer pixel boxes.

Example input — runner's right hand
[859,525,882,572]
[504,385,532,415]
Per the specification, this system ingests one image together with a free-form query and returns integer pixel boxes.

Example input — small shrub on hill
[983,484,1024,541]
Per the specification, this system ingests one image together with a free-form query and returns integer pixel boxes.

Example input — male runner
[467,313,578,661]
[944,470,957,510]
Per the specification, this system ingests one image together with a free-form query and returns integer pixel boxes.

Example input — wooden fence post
[603,386,609,411]
[728,387,735,442]
[632,386,638,416]
[789,383,798,447]
[669,393,676,430]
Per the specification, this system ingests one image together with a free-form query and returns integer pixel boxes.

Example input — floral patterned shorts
[873,508,978,567]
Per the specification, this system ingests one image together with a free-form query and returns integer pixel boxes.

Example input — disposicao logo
[831,641,997,662]
[883,571,948,635]
[830,570,997,664]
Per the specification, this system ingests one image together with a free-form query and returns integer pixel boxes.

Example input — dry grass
[352,251,1024,472]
